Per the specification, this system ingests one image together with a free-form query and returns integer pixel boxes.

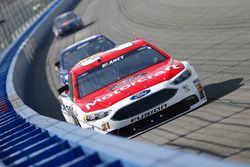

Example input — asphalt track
[23,0,250,163]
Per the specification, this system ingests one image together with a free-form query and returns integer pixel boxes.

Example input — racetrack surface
[23,0,250,163]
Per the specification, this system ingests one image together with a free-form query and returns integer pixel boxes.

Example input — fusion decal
[130,103,167,123]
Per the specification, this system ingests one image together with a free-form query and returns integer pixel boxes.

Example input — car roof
[70,38,159,76]
[59,34,107,57]
[56,11,75,19]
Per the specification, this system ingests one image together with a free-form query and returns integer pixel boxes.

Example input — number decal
[65,105,73,111]
[101,122,111,131]
[65,105,80,126]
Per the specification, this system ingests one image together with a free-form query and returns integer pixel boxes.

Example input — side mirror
[55,61,60,72]
[58,85,69,94]
[55,61,60,68]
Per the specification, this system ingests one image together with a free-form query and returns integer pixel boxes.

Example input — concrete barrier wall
[2,0,249,166]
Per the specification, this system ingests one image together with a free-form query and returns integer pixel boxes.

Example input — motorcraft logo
[85,64,181,110]
[109,73,149,91]
[130,90,151,100]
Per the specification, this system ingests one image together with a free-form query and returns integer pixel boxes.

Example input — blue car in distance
[53,11,83,38]
[55,34,116,85]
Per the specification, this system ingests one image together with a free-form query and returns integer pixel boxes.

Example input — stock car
[55,34,116,85]
[52,11,83,38]
[58,38,207,135]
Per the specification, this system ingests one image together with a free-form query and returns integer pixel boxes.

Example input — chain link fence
[0,0,53,54]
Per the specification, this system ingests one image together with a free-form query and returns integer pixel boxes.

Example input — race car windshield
[54,12,76,28]
[77,46,167,98]
[62,37,115,70]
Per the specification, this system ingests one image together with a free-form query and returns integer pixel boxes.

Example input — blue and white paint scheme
[56,34,116,85]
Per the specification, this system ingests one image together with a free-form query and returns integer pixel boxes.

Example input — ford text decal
[130,90,151,100]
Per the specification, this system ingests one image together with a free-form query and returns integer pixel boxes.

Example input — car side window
[68,74,74,100]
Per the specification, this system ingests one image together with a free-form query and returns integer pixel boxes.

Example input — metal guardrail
[0,0,249,166]
[0,0,52,54]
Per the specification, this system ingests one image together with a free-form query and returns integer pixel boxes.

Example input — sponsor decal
[87,126,94,130]
[193,79,203,91]
[130,103,167,123]
[199,91,205,99]
[193,78,200,85]
[102,55,124,68]
[130,89,151,100]
[85,64,180,110]
[109,73,149,91]
[81,123,95,130]
[193,79,205,99]
[182,85,190,93]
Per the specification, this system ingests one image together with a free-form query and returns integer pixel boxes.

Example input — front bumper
[109,94,205,137]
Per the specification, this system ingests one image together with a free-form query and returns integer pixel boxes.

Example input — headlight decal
[171,69,192,85]
[83,110,111,122]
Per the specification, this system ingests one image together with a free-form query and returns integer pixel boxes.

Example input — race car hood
[75,59,184,112]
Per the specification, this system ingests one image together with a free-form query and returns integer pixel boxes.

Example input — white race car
[58,38,207,136]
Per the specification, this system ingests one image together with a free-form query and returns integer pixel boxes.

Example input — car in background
[52,11,83,38]
[55,34,116,85]
[57,38,207,135]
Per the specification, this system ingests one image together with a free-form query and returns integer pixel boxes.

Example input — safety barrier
[0,0,248,166]
[0,0,52,54]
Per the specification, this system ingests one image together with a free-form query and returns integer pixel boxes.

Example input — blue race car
[52,11,83,38]
[55,34,116,85]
